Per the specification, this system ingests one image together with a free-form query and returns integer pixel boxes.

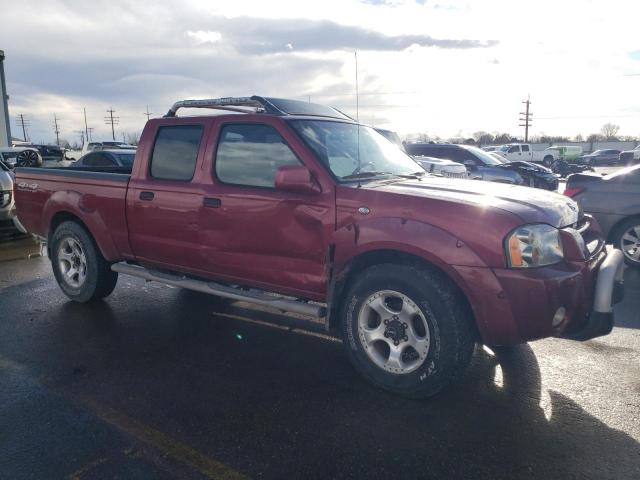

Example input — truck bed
[14,166,132,261]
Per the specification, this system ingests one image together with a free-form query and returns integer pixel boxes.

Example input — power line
[519,96,532,142]
[104,108,119,141]
[15,114,30,142]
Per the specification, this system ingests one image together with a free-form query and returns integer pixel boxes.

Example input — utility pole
[354,51,359,122]
[104,108,119,141]
[16,114,30,141]
[53,114,61,146]
[144,105,152,121]
[87,127,94,141]
[83,107,89,142]
[519,96,532,142]
[75,130,85,148]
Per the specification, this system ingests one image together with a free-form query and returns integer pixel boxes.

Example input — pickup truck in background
[14,96,625,398]
[496,143,583,166]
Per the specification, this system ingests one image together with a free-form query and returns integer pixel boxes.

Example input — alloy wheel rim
[58,238,88,288]
[620,225,640,263]
[357,290,430,375]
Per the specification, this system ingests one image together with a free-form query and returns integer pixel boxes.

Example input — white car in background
[81,141,137,156]
[0,146,42,168]
[412,155,469,179]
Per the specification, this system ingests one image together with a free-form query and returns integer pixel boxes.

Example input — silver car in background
[565,164,640,267]
[412,155,468,179]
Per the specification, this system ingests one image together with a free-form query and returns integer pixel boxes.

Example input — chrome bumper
[564,246,624,341]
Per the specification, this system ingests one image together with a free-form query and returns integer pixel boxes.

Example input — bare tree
[600,123,620,140]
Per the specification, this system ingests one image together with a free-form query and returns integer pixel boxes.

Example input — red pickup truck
[14,96,624,398]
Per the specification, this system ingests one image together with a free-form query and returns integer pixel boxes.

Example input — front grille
[566,215,602,257]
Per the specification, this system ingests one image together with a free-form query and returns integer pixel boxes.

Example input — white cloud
[1,0,639,144]
[186,30,223,45]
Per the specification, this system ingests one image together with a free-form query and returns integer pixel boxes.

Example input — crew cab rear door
[126,117,210,269]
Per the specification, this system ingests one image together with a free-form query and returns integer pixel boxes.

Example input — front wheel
[611,218,640,267]
[542,155,554,167]
[340,264,476,398]
[51,221,118,302]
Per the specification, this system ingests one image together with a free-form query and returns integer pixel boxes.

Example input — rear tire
[51,221,118,302]
[543,155,554,167]
[610,218,640,268]
[340,264,476,398]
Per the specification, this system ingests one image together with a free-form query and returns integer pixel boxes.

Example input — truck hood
[365,177,580,228]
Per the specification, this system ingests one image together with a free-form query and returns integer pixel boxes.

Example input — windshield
[460,145,503,166]
[115,153,135,166]
[289,120,422,181]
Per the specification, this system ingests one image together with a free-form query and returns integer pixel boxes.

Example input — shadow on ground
[1,275,639,479]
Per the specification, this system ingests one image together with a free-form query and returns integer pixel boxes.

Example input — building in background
[0,50,11,147]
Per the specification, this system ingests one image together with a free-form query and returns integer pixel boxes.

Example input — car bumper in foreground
[453,245,625,346]
[560,246,624,341]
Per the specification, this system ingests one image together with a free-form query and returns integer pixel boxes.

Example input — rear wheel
[51,221,118,302]
[611,218,640,267]
[340,264,476,398]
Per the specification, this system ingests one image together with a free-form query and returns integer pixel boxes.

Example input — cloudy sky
[2,0,639,145]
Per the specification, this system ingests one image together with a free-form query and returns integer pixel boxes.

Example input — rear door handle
[203,197,221,208]
[139,191,155,201]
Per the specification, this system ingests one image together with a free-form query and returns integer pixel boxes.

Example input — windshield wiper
[342,170,426,181]
[341,171,394,180]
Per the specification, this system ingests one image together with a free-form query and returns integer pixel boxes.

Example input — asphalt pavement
[0,253,639,479]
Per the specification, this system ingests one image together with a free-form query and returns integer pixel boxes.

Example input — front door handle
[203,197,221,208]
[139,191,155,201]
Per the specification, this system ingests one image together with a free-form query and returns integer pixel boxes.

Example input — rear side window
[150,125,203,181]
[522,145,530,152]
[215,124,301,188]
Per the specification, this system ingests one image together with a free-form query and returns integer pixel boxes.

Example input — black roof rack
[164,95,352,121]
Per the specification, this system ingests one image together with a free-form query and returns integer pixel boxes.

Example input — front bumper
[453,244,625,346]
[561,247,624,340]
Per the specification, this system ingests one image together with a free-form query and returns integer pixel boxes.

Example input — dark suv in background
[406,143,558,190]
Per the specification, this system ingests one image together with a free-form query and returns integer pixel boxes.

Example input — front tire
[340,264,476,398]
[611,218,640,267]
[543,155,554,167]
[51,221,118,302]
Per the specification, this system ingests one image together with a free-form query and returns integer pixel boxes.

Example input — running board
[111,263,326,318]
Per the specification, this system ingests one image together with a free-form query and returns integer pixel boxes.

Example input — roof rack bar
[164,96,283,117]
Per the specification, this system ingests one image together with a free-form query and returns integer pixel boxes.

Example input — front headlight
[505,224,564,268]
[0,191,11,208]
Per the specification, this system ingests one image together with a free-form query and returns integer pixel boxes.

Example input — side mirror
[275,165,321,195]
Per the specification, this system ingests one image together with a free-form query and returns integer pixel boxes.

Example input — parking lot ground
[1,253,639,479]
